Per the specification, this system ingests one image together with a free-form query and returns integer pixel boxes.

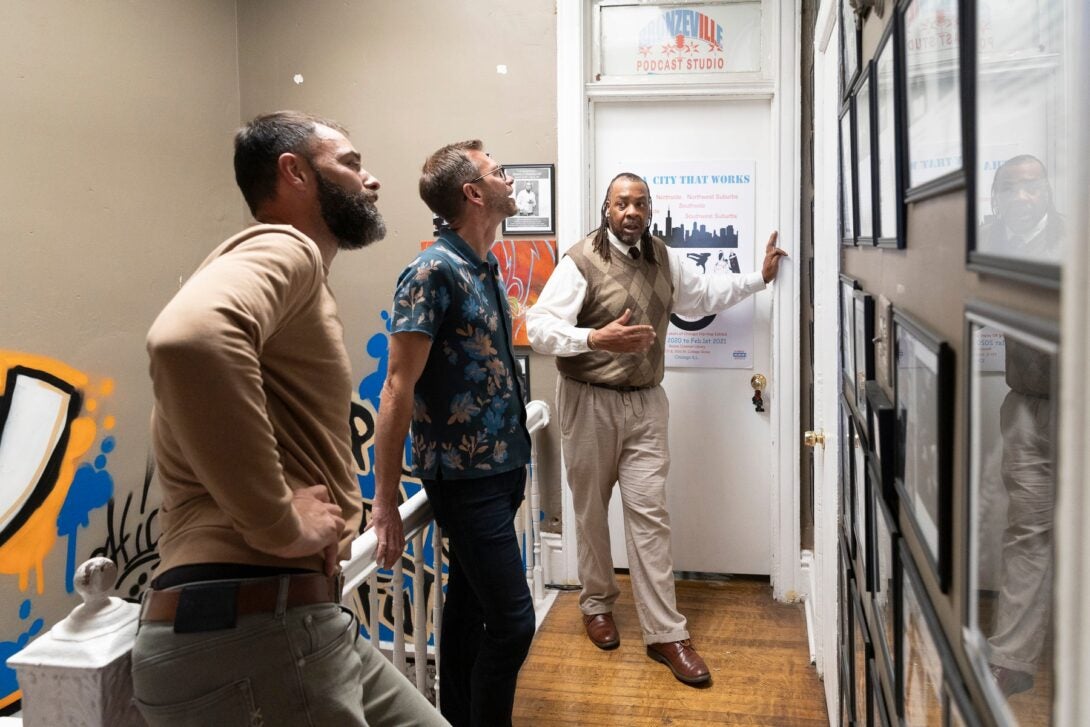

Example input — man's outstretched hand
[761,231,789,283]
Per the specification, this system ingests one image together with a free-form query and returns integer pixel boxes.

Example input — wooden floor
[514,575,828,726]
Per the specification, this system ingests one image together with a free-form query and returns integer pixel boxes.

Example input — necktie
[628,246,640,260]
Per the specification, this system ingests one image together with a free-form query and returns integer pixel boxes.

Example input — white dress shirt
[526,228,766,356]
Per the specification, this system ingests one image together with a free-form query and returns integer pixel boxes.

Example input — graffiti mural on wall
[0,350,118,711]
[420,239,558,346]
[350,312,446,648]
[89,453,160,600]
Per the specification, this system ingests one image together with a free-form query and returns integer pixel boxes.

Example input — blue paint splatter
[57,439,115,592]
[0,599,45,704]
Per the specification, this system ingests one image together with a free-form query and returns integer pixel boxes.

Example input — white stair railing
[339,399,553,707]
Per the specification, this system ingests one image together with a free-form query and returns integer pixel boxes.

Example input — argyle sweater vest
[556,233,674,388]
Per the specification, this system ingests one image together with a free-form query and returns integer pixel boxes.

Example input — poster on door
[627,160,757,368]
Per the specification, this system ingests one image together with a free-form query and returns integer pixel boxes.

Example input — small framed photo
[852,416,870,586]
[853,289,875,421]
[840,399,856,549]
[874,15,903,248]
[865,380,895,502]
[964,301,1058,725]
[502,164,555,235]
[899,0,964,201]
[853,66,875,244]
[840,103,857,246]
[513,353,531,406]
[893,309,954,591]
[851,585,873,726]
[840,0,860,98]
[871,483,899,695]
[967,0,1064,286]
[899,541,946,726]
[840,276,860,407]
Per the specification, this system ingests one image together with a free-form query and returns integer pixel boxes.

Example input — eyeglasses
[468,165,508,184]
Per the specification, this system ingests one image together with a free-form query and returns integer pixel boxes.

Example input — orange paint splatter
[103,415,116,430]
[99,378,115,396]
[85,398,97,412]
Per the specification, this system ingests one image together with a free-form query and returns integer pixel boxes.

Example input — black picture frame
[851,583,874,726]
[898,540,946,725]
[502,164,555,235]
[874,13,904,248]
[898,0,965,203]
[838,531,854,727]
[852,422,871,590]
[840,275,860,408]
[854,66,876,245]
[513,353,531,406]
[840,399,856,552]
[840,0,861,100]
[963,0,1063,288]
[892,308,954,591]
[865,380,896,503]
[852,289,875,422]
[873,657,893,726]
[963,301,1059,724]
[840,103,857,247]
[871,483,899,705]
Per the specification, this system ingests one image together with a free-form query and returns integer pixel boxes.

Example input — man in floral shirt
[373,140,534,727]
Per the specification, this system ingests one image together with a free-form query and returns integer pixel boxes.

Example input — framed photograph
[851,585,873,726]
[854,67,875,244]
[838,531,853,727]
[852,429,871,591]
[840,0,860,98]
[840,399,856,549]
[513,353,531,406]
[871,482,899,698]
[899,0,964,201]
[866,380,896,502]
[840,275,860,408]
[966,0,1065,286]
[899,541,946,726]
[853,289,875,421]
[839,103,857,246]
[874,14,903,248]
[502,164,555,235]
[964,301,1058,725]
[893,309,954,591]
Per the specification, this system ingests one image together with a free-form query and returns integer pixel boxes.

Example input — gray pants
[558,377,688,645]
[132,597,447,727]
[988,391,1055,674]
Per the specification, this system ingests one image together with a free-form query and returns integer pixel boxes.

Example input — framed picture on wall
[866,380,895,501]
[899,542,946,726]
[964,301,1058,725]
[853,67,875,244]
[840,275,860,407]
[852,585,873,726]
[840,104,857,246]
[852,428,871,591]
[870,482,898,701]
[853,289,875,421]
[840,0,860,98]
[899,0,964,201]
[502,164,555,235]
[966,0,1065,286]
[874,14,903,248]
[840,399,856,550]
[892,308,953,591]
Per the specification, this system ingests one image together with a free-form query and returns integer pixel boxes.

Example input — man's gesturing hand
[587,308,656,353]
[761,231,789,283]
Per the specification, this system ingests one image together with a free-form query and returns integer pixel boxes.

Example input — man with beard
[133,112,447,726]
[373,140,534,727]
[979,154,1063,262]
[526,173,786,686]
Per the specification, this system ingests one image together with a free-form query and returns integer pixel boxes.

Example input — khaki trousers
[558,376,688,645]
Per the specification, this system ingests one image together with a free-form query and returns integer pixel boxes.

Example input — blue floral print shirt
[390,231,530,480]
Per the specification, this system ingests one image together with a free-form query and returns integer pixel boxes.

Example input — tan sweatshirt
[147,225,362,574]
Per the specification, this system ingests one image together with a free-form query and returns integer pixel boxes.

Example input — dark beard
[315,171,386,250]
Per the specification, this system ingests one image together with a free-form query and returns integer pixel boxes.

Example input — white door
[594,99,773,575]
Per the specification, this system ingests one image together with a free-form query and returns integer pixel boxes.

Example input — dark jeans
[423,467,535,727]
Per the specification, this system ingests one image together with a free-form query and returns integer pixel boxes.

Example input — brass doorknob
[750,374,767,390]
[804,430,826,448]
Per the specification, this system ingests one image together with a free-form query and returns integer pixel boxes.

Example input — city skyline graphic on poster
[634,161,757,368]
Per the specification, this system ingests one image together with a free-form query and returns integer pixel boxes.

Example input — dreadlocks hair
[591,172,657,265]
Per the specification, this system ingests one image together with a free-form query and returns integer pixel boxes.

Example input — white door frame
[811,1,843,723]
[555,0,802,600]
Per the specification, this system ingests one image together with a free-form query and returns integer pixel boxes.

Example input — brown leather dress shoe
[646,639,711,685]
[582,613,620,650]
